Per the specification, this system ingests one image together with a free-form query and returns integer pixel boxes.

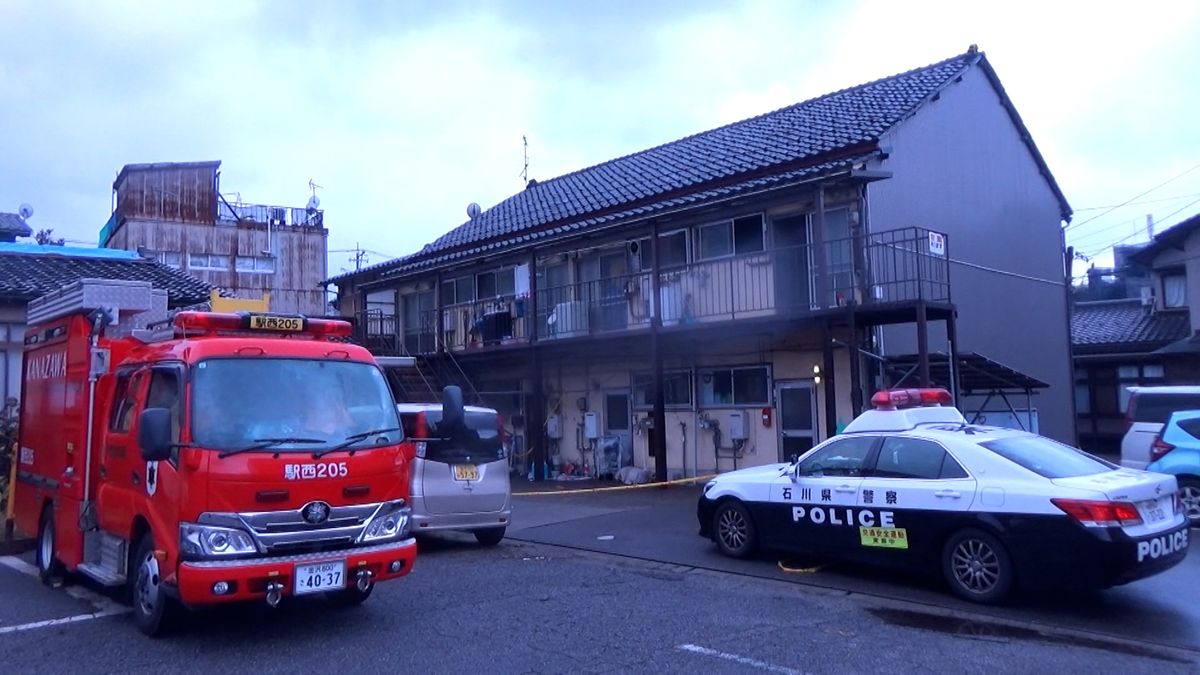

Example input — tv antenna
[520,135,529,185]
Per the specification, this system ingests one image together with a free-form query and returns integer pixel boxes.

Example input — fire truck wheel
[473,527,506,546]
[36,505,64,585]
[130,535,180,637]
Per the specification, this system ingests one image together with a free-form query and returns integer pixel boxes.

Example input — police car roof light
[1051,498,1142,528]
[871,388,952,410]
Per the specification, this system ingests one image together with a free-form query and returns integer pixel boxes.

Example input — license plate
[1142,498,1170,524]
[294,561,345,595]
[453,464,479,481]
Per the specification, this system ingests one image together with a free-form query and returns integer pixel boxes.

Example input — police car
[698,388,1190,604]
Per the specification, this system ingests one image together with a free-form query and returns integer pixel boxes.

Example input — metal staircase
[384,352,482,406]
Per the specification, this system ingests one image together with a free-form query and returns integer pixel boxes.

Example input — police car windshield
[191,358,401,451]
[979,435,1116,479]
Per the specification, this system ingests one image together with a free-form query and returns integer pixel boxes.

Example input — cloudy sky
[1,0,1197,280]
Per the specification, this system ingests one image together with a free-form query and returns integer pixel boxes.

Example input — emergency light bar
[173,311,353,338]
[870,388,953,410]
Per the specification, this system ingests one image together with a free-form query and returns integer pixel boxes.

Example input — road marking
[0,555,131,634]
[0,609,128,635]
[676,643,804,674]
[0,555,39,576]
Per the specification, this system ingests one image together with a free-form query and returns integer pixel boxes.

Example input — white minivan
[1120,386,1200,469]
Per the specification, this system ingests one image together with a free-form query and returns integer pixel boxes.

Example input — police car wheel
[942,529,1014,604]
[713,500,757,558]
[1179,478,1200,527]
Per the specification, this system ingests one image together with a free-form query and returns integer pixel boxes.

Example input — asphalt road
[0,533,1195,674]
[504,484,1200,652]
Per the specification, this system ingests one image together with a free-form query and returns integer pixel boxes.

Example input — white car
[1120,386,1200,470]
[397,402,512,545]
[699,388,1190,604]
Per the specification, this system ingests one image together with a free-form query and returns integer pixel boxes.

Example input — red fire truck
[10,279,453,636]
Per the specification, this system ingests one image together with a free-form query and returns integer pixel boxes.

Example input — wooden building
[100,161,329,317]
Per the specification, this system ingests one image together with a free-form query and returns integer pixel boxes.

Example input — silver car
[397,401,512,545]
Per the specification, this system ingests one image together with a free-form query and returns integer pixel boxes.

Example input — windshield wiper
[219,437,327,459]
[313,427,402,458]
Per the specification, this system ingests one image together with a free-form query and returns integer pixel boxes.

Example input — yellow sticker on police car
[860,526,909,549]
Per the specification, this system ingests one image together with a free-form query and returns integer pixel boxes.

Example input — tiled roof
[329,46,1071,286]
[0,213,33,238]
[1072,299,1192,354]
[0,244,212,306]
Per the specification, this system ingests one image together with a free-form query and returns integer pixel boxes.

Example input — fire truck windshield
[191,358,400,451]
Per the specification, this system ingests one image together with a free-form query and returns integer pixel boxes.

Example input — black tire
[712,500,757,559]
[1178,477,1200,528]
[474,527,506,547]
[326,584,374,607]
[129,534,179,637]
[942,528,1015,604]
[36,504,64,586]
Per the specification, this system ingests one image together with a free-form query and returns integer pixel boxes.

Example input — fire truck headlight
[361,503,412,543]
[181,523,257,558]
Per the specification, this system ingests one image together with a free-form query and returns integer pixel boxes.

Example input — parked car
[396,401,512,545]
[1120,386,1200,470]
[1146,410,1200,527]
[701,388,1190,604]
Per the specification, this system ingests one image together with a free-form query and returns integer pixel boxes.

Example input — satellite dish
[18,203,33,220]
[467,203,481,220]
[306,194,320,212]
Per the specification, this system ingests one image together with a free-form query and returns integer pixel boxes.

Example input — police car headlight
[361,502,412,543]
[180,523,257,558]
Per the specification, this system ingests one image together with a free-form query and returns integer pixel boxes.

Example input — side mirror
[138,408,173,462]
[440,385,464,434]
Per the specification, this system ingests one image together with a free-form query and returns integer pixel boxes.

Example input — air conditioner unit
[552,300,589,336]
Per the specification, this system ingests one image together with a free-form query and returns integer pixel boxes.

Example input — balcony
[218,199,323,228]
[357,227,949,355]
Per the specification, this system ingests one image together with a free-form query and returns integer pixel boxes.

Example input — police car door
[856,436,977,562]
[771,435,879,554]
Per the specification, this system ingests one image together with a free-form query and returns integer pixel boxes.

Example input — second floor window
[698,215,765,260]
[476,268,516,299]
[1163,273,1187,308]
[189,253,230,271]
[442,276,474,306]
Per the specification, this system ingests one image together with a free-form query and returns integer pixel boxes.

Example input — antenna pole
[521,135,529,185]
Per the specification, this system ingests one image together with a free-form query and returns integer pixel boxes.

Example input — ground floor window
[699,365,771,406]
[632,370,693,408]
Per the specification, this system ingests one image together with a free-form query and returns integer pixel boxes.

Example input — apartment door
[603,390,632,473]
[772,214,810,311]
[776,381,818,462]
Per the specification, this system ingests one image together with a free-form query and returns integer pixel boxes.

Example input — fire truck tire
[36,505,64,585]
[327,584,373,607]
[130,535,180,637]
[473,527,506,546]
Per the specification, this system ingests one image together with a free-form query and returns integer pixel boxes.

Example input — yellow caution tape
[513,473,718,496]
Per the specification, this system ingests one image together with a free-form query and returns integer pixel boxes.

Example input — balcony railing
[218,199,323,228]
[354,227,949,355]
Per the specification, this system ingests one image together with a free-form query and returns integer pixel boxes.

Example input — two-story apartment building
[331,47,1074,480]
[1073,212,1200,454]
[100,161,329,316]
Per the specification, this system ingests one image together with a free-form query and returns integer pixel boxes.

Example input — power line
[1080,196,1200,258]
[1073,192,1200,212]
[1065,162,1200,233]
[948,257,1065,287]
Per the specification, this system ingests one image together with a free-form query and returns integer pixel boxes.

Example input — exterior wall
[0,302,26,404]
[108,217,328,316]
[469,329,855,477]
[1147,229,1200,332]
[115,165,218,225]
[870,64,1074,442]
